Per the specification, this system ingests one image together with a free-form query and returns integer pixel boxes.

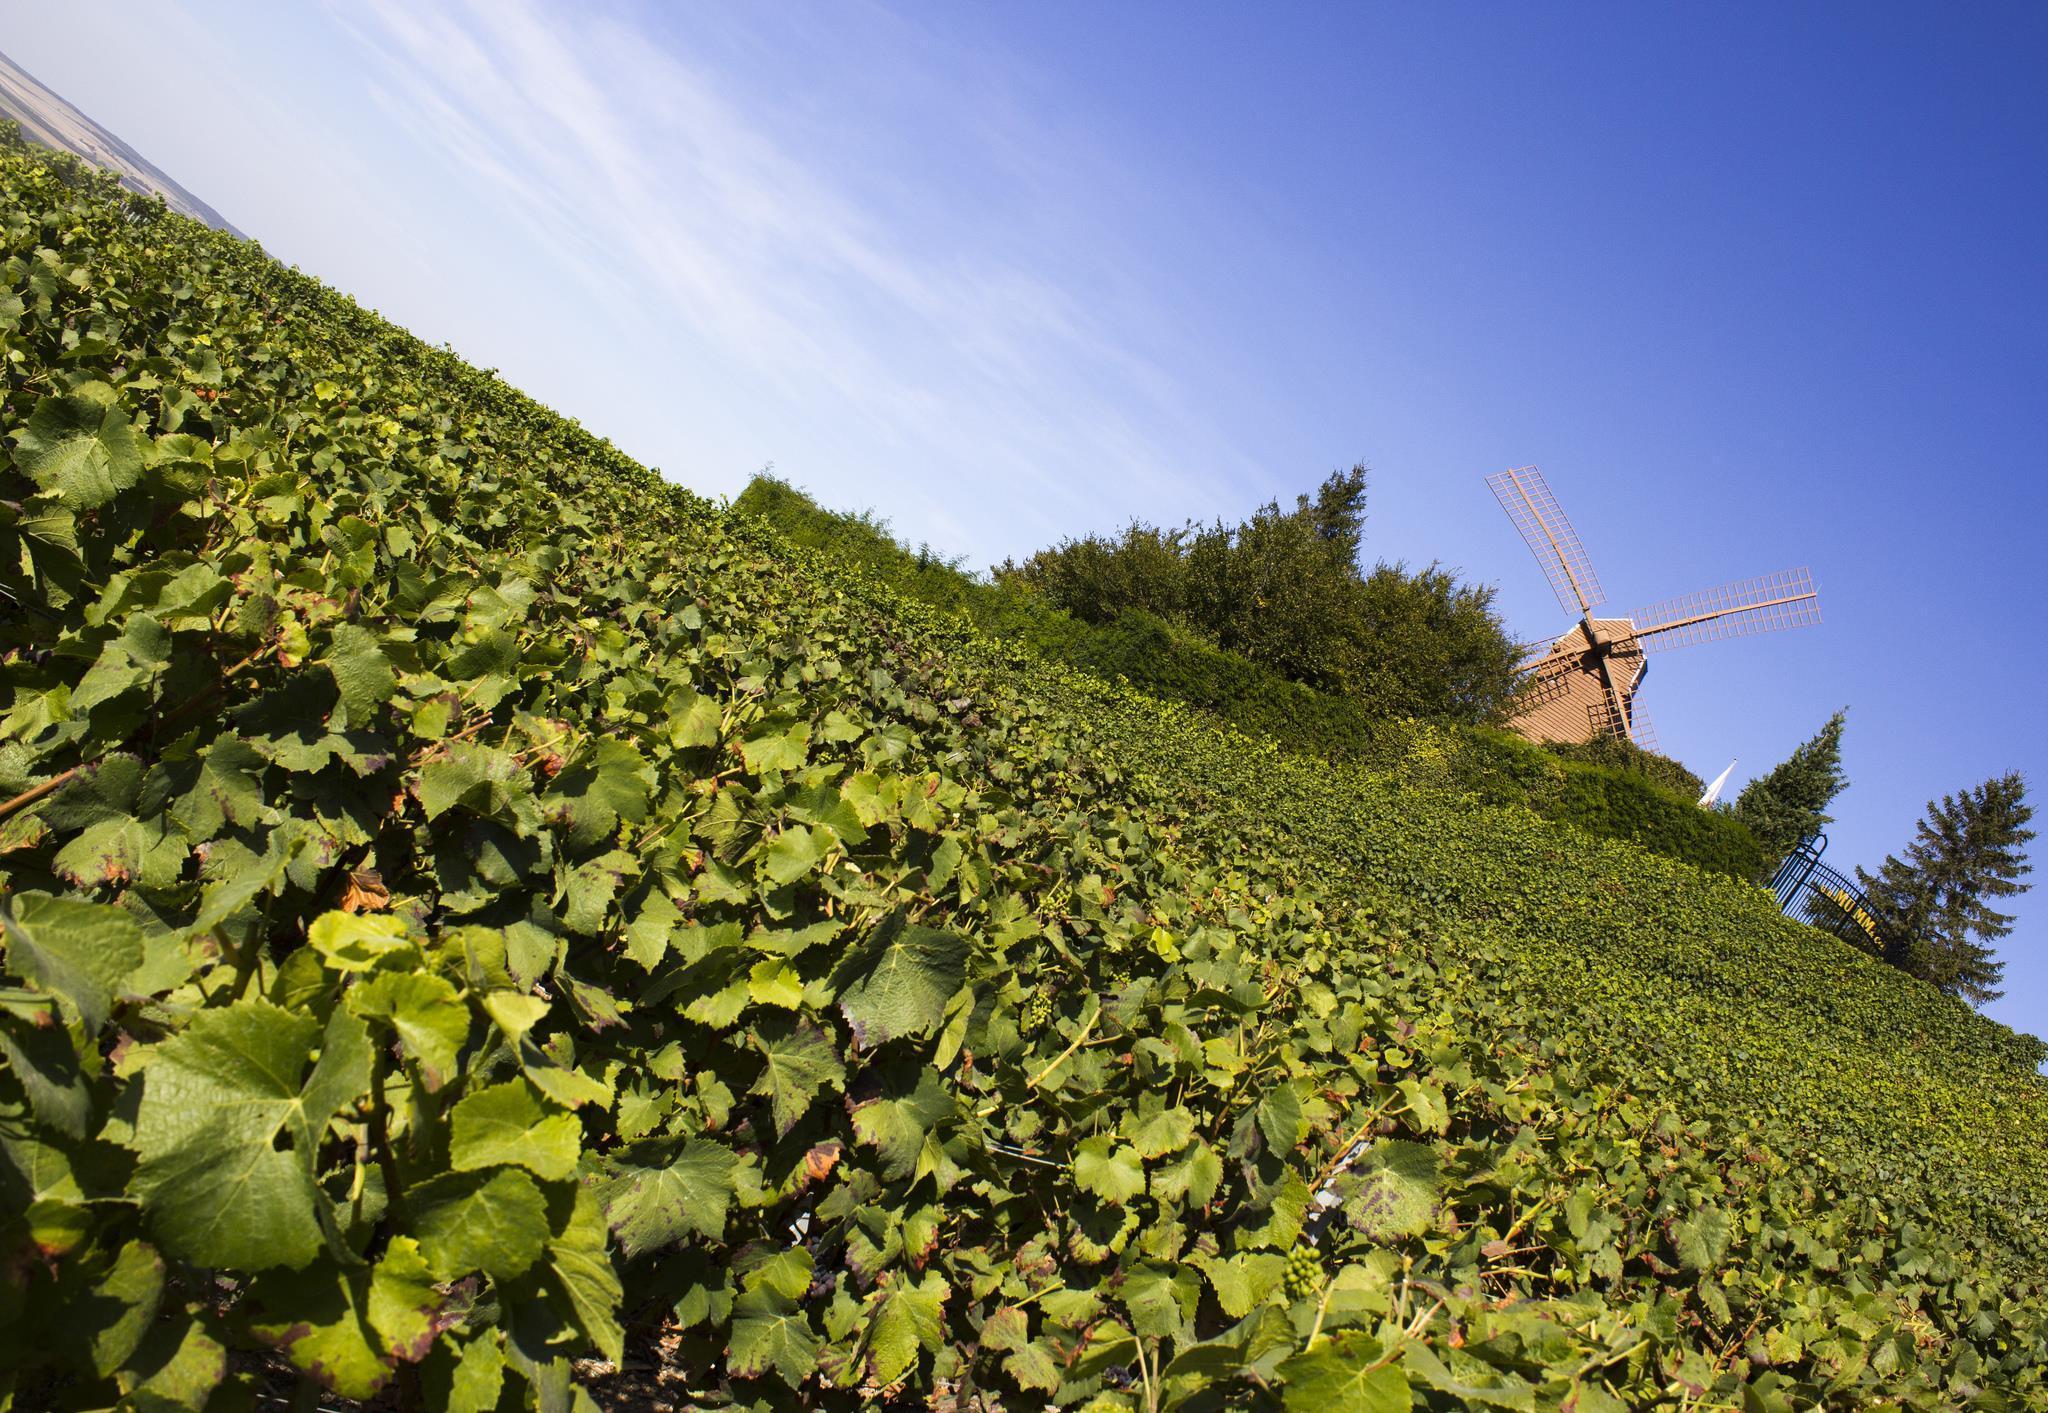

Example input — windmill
[1486,466,1820,750]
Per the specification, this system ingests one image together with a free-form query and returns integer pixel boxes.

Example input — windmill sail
[1489,467,1821,750]
[1485,467,1606,617]
[1632,569,1819,652]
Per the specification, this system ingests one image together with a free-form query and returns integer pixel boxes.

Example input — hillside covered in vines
[733,475,1764,884]
[3,129,2047,1410]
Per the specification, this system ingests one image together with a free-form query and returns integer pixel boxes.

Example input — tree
[1858,772,2035,1005]
[1346,563,1523,721]
[1733,711,1849,877]
[996,465,1522,722]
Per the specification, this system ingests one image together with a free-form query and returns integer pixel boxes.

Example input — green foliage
[3,126,2047,1411]
[1443,727,1766,880]
[1735,709,1850,876]
[997,464,1525,719]
[738,477,1764,877]
[1544,732,1706,799]
[1860,771,2036,1003]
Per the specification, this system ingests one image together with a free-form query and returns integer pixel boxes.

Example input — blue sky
[8,3,2045,1037]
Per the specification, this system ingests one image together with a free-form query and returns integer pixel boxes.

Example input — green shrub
[1544,733,1707,798]
[1453,728,1765,879]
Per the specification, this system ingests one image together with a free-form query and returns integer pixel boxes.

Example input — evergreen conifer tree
[1733,710,1849,877]
[1858,772,2035,1004]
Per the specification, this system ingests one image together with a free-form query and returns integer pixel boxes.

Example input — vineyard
[733,476,1765,883]
[3,128,2047,1410]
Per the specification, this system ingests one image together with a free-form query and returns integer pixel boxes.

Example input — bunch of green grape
[1283,1245,1323,1299]
[1020,991,1053,1035]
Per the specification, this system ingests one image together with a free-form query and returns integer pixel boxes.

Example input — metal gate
[1769,833,1897,959]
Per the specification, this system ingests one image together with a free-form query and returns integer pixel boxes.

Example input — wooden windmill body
[1487,467,1820,749]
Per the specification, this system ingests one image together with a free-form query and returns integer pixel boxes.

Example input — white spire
[1698,758,1738,808]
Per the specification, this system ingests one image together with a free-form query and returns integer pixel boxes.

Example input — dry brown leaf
[338,868,391,913]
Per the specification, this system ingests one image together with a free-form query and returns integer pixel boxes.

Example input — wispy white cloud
[328,0,1264,561]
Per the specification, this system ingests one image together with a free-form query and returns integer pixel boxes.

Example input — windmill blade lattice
[1632,568,1820,652]
[1486,466,1606,617]
[1625,707,1658,752]
[1583,695,1659,751]
[1519,661,1574,709]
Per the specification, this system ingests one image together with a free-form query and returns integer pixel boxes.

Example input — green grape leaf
[668,688,723,749]
[926,835,962,894]
[118,1314,228,1409]
[1321,1258,1397,1326]
[1004,1341,1062,1393]
[1338,1139,1439,1242]
[520,1052,613,1110]
[307,912,416,973]
[51,812,188,892]
[13,393,145,508]
[865,1269,947,1388]
[621,888,680,969]
[131,1002,371,1270]
[41,752,185,889]
[1673,1205,1734,1271]
[349,970,470,1091]
[1074,1136,1146,1205]
[764,823,831,885]
[70,616,169,712]
[1395,1077,1449,1135]
[547,1185,625,1365]
[182,834,300,941]
[85,1239,166,1378]
[833,916,968,1046]
[169,735,267,840]
[542,738,652,851]
[749,1016,846,1135]
[747,957,805,1009]
[1118,1264,1197,1339]
[482,991,549,1042]
[729,1287,821,1385]
[408,1167,549,1281]
[437,1335,507,1413]
[1195,1252,1285,1320]
[0,891,144,1033]
[848,1064,955,1183]
[1256,1083,1305,1154]
[1151,1138,1223,1208]
[246,1240,442,1398]
[419,744,535,829]
[1278,1332,1410,1411]
[0,1008,92,1138]
[740,720,810,774]
[322,623,397,726]
[1401,1343,1539,1408]
[597,1137,740,1257]
[448,1078,581,1182]
[1126,1105,1196,1160]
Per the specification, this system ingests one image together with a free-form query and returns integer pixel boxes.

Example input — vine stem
[1305,1279,1339,1349]
[0,634,280,823]
[0,766,80,820]
[366,1044,406,1219]
[1025,997,1101,1090]
[1307,1105,1389,1195]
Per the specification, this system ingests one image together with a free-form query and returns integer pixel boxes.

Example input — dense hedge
[736,478,1765,880]
[1443,729,1765,881]
[1543,734,1707,799]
